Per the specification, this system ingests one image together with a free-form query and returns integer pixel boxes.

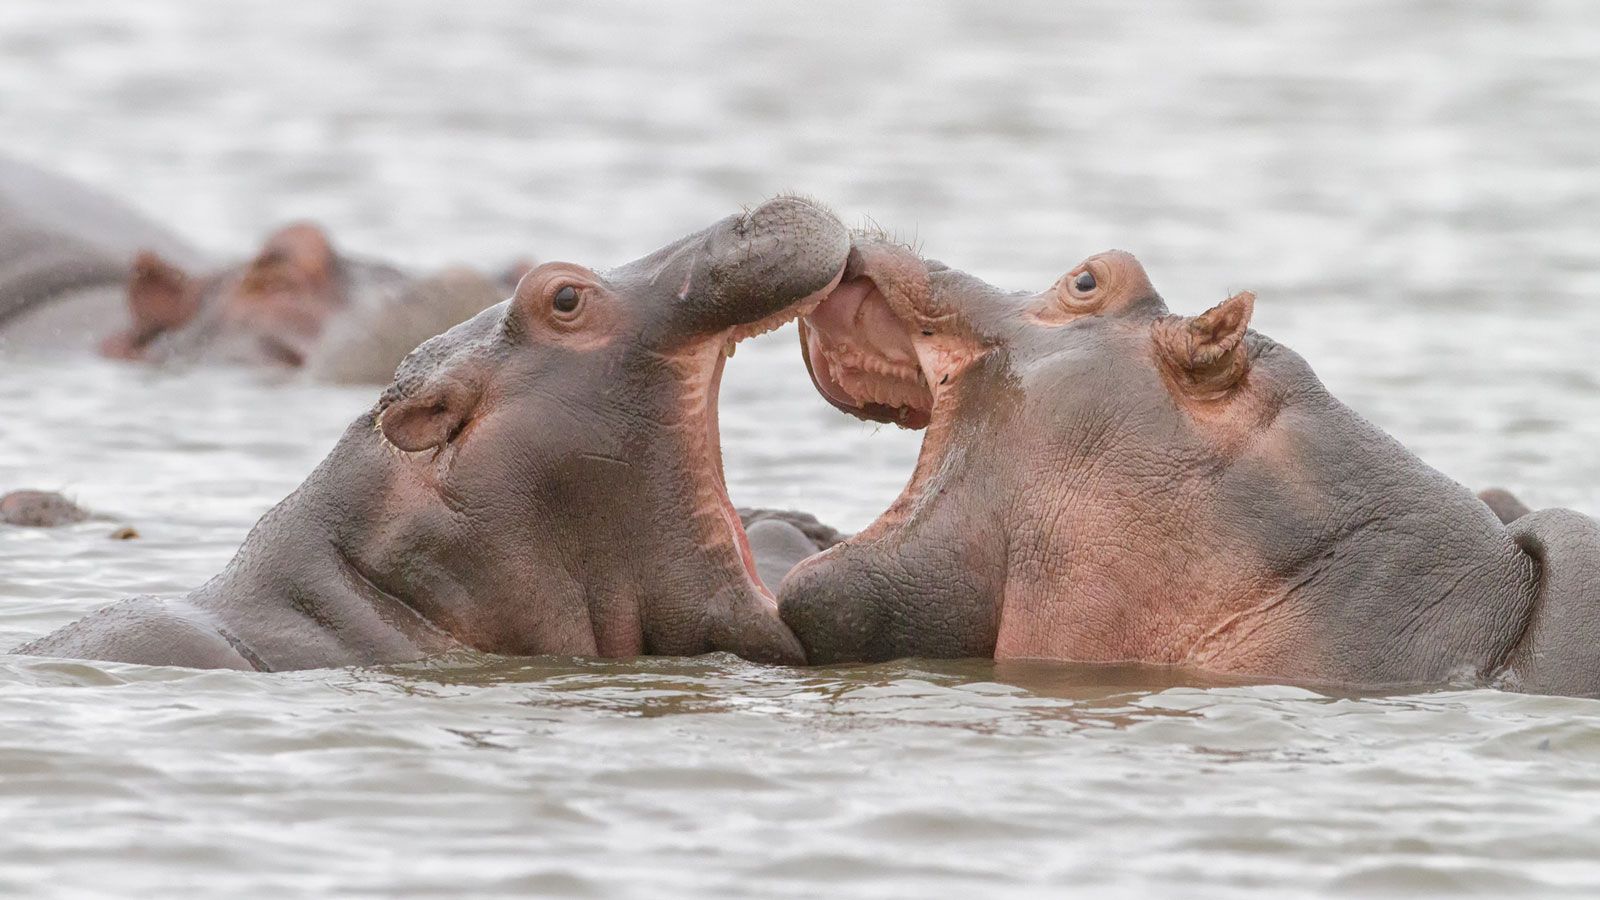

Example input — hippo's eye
[1072,271,1097,293]
[552,285,581,315]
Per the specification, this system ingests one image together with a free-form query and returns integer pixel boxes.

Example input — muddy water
[3,1,1600,896]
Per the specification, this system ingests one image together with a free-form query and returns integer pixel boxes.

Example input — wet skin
[779,240,1600,697]
[18,197,850,671]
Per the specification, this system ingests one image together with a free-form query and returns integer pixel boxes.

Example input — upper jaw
[618,201,851,607]
[724,259,845,346]
[644,195,852,342]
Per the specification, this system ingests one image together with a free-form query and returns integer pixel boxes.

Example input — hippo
[778,240,1600,697]
[0,155,203,352]
[17,197,849,670]
[0,490,92,527]
[737,508,845,591]
[0,156,508,381]
[1479,487,1534,525]
[0,490,138,538]
[100,223,513,381]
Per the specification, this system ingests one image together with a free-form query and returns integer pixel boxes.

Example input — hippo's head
[329,197,848,662]
[781,239,1276,664]
[0,490,92,527]
[100,222,401,367]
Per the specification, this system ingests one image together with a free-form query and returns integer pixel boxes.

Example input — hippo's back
[0,155,200,334]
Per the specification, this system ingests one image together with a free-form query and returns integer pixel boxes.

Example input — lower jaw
[691,271,849,598]
[799,320,933,429]
[685,318,846,603]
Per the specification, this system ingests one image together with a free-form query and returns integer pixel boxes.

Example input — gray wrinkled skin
[0,155,201,351]
[781,248,1600,697]
[18,197,849,671]
[1500,510,1600,694]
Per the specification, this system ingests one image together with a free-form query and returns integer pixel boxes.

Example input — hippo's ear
[379,380,480,453]
[100,252,200,359]
[129,252,199,330]
[1153,290,1255,399]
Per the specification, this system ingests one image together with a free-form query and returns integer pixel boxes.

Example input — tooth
[725,340,737,358]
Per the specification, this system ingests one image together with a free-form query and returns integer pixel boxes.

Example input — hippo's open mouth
[794,240,985,542]
[800,278,932,429]
[698,263,847,596]
[798,241,979,433]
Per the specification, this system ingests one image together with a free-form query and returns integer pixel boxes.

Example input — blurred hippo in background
[0,155,203,349]
[18,197,849,670]
[779,240,1600,698]
[0,490,92,528]
[0,489,137,538]
[104,223,514,381]
[1479,487,1534,525]
[0,154,518,382]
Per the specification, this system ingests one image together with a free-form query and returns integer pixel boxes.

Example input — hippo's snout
[778,552,883,665]
[685,195,850,337]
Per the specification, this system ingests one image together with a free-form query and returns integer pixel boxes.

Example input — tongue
[807,278,920,368]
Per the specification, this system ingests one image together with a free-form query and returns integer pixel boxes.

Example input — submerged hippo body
[738,508,845,591]
[19,198,850,671]
[0,156,203,351]
[780,242,1600,697]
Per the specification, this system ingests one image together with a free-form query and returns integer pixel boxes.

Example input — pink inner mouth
[789,247,990,558]
[704,351,768,595]
[801,275,933,429]
[697,265,848,599]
